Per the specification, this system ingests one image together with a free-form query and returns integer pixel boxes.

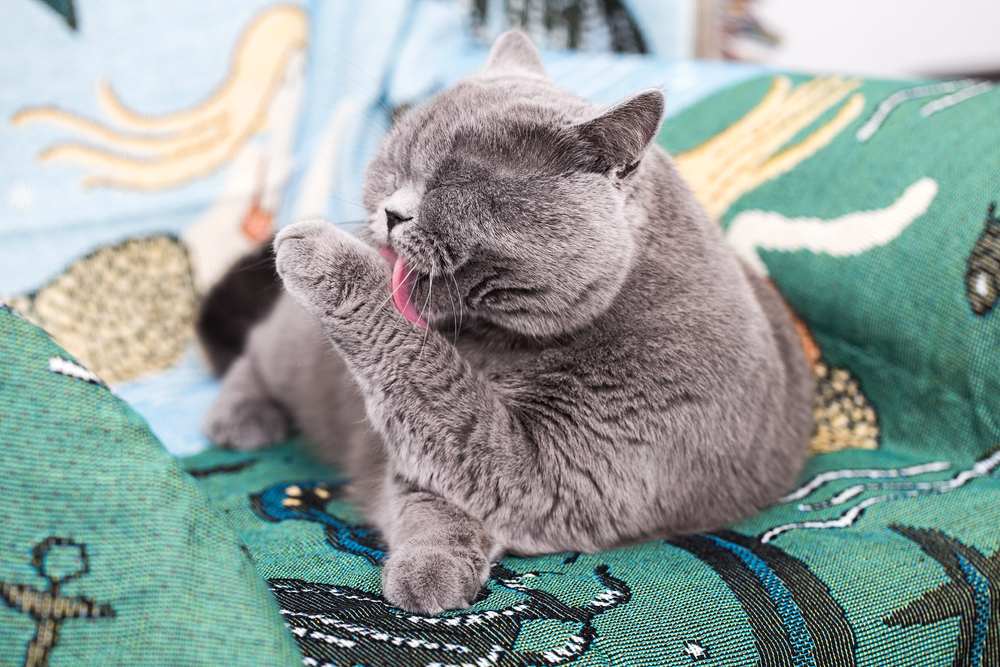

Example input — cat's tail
[196,239,282,376]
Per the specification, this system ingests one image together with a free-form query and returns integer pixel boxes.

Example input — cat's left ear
[575,90,665,177]
[484,30,546,76]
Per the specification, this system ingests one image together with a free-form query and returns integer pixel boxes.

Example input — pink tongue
[382,248,427,328]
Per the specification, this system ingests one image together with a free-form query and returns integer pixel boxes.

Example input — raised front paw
[274,220,386,315]
[382,546,489,615]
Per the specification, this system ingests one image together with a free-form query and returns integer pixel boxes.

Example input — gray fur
[203,30,813,614]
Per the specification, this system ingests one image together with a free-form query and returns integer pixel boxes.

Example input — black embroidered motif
[270,563,631,667]
[251,481,386,565]
[965,202,1000,316]
[670,530,856,667]
[186,458,258,478]
[33,0,78,31]
[562,552,581,565]
[885,525,999,667]
[0,537,115,667]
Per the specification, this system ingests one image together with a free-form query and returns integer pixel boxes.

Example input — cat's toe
[382,547,488,615]
[203,397,288,451]
[273,221,332,294]
[274,220,384,313]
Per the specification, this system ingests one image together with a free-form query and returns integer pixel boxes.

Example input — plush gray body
[203,32,813,614]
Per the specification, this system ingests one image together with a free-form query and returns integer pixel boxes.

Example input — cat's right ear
[575,90,665,176]
[484,30,546,77]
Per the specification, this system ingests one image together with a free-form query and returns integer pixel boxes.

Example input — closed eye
[477,285,548,311]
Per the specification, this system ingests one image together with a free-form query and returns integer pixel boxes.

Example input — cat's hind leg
[203,354,289,450]
[381,485,496,614]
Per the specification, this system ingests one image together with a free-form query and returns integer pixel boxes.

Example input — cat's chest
[452,334,538,379]
[455,339,514,373]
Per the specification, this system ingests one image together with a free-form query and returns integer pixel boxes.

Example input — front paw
[382,547,489,614]
[274,220,384,314]
[203,394,288,451]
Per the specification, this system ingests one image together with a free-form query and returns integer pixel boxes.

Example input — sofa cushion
[0,305,300,665]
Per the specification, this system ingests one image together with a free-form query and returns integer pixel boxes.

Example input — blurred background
[711,0,1000,78]
[1,0,997,456]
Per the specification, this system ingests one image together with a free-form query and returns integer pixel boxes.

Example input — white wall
[757,0,1000,78]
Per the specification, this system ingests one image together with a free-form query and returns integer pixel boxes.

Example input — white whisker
[417,274,434,359]
[374,263,419,314]
[444,278,460,346]
[449,270,465,338]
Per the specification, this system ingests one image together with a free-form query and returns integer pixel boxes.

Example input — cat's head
[361,31,664,337]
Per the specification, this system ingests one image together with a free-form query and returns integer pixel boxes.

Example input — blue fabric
[0,0,291,295]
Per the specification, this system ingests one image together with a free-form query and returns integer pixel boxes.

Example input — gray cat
[201,31,814,614]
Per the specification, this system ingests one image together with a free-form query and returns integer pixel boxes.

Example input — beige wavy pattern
[676,76,865,220]
[11,4,307,191]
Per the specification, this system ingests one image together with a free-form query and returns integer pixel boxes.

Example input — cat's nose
[385,208,413,233]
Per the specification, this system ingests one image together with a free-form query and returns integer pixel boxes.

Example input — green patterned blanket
[1,73,998,666]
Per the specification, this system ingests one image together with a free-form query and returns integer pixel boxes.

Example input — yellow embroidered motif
[676,76,865,220]
[0,538,114,667]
